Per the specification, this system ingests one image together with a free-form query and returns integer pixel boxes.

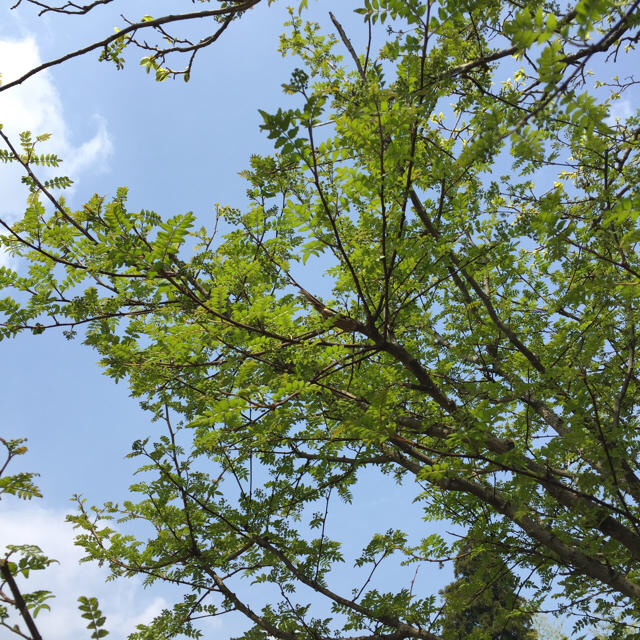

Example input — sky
[0,3,450,639]
[0,3,636,638]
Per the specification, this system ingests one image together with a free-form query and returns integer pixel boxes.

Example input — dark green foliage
[439,546,537,640]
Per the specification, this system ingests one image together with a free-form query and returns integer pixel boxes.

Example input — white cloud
[0,236,11,268]
[607,98,633,125]
[0,37,113,220]
[0,503,169,640]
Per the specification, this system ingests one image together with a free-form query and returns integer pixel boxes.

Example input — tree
[439,545,537,640]
[1,0,640,638]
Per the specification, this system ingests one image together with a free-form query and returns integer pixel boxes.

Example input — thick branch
[384,441,640,600]
[0,559,43,640]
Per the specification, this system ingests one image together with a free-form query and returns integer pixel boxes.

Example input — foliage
[533,615,568,640]
[439,545,537,640]
[2,0,640,639]
[0,438,41,502]
[78,596,109,639]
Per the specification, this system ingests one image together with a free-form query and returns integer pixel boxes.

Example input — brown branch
[561,0,640,65]
[13,0,114,15]
[383,440,640,600]
[250,534,443,640]
[0,129,97,243]
[408,189,545,373]
[0,559,43,640]
[0,0,261,93]
[329,12,364,78]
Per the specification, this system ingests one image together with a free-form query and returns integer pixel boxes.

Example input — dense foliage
[2,0,640,638]
[440,546,538,640]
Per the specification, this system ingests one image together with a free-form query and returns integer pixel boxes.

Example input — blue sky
[0,1,302,505]
[0,3,452,638]
[2,2,634,636]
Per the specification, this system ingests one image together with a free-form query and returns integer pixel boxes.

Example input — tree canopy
[440,545,538,640]
[2,0,640,638]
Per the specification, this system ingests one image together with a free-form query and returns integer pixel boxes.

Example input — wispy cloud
[0,237,11,268]
[0,37,113,221]
[0,503,169,640]
[607,98,633,125]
